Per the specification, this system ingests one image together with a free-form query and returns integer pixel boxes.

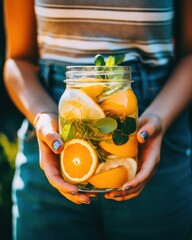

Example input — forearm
[142,55,192,134]
[4,58,57,125]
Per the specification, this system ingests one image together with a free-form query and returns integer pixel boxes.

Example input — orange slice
[88,166,128,188]
[81,83,107,99]
[59,89,105,120]
[60,139,98,183]
[95,157,137,181]
[100,89,137,116]
[99,135,138,158]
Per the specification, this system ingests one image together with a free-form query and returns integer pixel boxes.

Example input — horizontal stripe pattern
[40,49,172,66]
[35,0,174,66]
[36,0,173,9]
[35,6,173,22]
[37,20,172,40]
[38,35,173,52]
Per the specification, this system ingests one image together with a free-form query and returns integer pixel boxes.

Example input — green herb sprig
[94,54,126,97]
[60,117,118,162]
[94,54,125,67]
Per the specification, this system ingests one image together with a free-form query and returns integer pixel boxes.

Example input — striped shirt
[35,0,174,66]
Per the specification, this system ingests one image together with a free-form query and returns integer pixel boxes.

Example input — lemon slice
[60,139,98,183]
[59,89,105,119]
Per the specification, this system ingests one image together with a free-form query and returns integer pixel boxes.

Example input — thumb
[35,112,64,154]
[137,114,163,144]
[39,127,64,154]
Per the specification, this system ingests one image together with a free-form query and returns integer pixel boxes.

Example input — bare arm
[3,0,91,204]
[144,0,192,133]
[142,55,192,135]
[3,0,57,124]
[106,0,192,201]
[138,0,192,136]
[139,0,192,135]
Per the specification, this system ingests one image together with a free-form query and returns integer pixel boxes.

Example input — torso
[35,0,174,66]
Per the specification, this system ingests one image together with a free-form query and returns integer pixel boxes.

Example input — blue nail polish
[124,186,131,191]
[53,140,61,151]
[113,194,121,198]
[140,131,148,141]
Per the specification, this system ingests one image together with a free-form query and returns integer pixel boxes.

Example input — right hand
[34,112,93,204]
[105,113,164,201]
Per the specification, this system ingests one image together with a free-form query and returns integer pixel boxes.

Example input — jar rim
[66,65,131,73]
[65,65,132,82]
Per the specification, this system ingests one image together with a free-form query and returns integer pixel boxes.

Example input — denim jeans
[12,59,192,240]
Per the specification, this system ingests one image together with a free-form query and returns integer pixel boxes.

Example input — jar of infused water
[58,65,138,192]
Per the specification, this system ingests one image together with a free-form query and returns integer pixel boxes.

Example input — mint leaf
[123,117,136,135]
[94,117,117,134]
[111,116,136,145]
[105,56,115,67]
[61,123,76,141]
[115,55,125,65]
[94,54,105,66]
[93,54,125,80]
[112,130,129,145]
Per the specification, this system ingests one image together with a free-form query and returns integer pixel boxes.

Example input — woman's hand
[104,113,163,201]
[34,112,92,204]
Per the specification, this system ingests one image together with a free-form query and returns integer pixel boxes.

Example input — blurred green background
[0,2,23,240]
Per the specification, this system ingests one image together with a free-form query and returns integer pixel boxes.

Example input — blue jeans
[12,59,192,240]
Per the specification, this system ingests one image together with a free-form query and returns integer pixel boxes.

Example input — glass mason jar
[58,66,138,192]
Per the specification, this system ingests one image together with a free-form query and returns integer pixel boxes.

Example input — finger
[122,150,158,190]
[137,114,163,143]
[110,193,139,201]
[105,185,144,201]
[105,183,143,199]
[36,114,64,154]
[44,131,64,154]
[84,192,98,198]
[59,191,91,205]
[40,127,64,154]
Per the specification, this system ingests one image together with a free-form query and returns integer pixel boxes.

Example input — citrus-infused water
[58,65,138,192]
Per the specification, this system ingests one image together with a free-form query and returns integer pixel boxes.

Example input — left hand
[104,113,163,201]
[34,112,93,204]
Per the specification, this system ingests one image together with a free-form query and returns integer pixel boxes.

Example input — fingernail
[89,194,97,198]
[71,192,78,195]
[140,131,148,141]
[124,186,131,191]
[53,140,62,151]
[81,201,90,204]
[113,194,121,198]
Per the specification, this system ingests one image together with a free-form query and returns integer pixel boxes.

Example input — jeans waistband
[38,59,173,106]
